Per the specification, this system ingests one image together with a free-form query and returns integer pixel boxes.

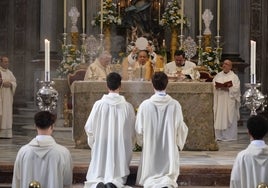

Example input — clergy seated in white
[12,111,73,188]
[230,115,268,188]
[84,72,136,188]
[135,72,188,188]
[0,56,17,138]
[84,51,112,81]
[164,50,200,80]
[212,59,241,141]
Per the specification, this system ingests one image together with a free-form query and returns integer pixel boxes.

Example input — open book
[215,80,233,88]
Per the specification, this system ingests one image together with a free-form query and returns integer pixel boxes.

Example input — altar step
[13,101,37,126]
[0,163,231,187]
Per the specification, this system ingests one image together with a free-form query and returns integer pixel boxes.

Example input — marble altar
[71,81,218,151]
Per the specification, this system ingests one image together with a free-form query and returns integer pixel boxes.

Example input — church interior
[1,0,268,187]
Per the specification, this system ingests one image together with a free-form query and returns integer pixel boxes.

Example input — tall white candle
[199,0,202,35]
[100,0,103,34]
[250,40,256,84]
[64,0,66,32]
[44,39,50,82]
[158,2,161,23]
[217,0,220,36]
[82,0,85,33]
[118,2,121,17]
[180,0,184,35]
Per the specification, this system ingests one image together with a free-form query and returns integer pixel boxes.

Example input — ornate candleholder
[243,83,267,116]
[80,33,87,64]
[178,35,184,50]
[62,33,68,62]
[98,33,105,54]
[36,81,58,112]
[215,35,222,64]
[196,35,203,65]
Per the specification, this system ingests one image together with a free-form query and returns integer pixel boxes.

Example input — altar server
[230,114,268,188]
[12,111,73,188]
[84,51,112,81]
[84,72,136,188]
[135,72,188,188]
[213,59,241,141]
[0,56,16,138]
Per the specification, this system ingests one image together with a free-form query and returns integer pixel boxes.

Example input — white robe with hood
[84,93,136,188]
[135,93,188,188]
[12,135,73,188]
[230,140,268,188]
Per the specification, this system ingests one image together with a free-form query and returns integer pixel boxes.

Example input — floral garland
[201,47,222,75]
[91,0,121,27]
[57,45,81,77]
[159,0,188,28]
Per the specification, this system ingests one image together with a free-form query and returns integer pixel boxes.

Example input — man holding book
[213,59,241,141]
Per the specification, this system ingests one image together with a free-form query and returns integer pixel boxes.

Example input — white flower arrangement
[57,45,81,77]
[91,0,121,27]
[159,0,188,28]
[201,47,222,75]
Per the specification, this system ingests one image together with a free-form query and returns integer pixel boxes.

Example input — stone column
[40,0,58,51]
[221,0,240,54]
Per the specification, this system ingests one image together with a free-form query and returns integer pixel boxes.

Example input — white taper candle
[217,0,220,36]
[44,39,50,82]
[180,0,184,35]
[250,40,256,84]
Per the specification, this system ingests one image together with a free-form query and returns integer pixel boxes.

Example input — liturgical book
[215,80,233,88]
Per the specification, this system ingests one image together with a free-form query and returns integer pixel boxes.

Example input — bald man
[212,59,241,141]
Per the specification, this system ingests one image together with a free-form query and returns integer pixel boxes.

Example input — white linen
[135,93,188,188]
[84,93,136,188]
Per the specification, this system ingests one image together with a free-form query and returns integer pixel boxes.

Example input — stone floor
[1,116,265,187]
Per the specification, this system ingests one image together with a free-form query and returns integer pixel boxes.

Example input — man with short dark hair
[164,50,199,80]
[12,111,73,188]
[230,115,268,188]
[84,72,136,188]
[135,72,188,188]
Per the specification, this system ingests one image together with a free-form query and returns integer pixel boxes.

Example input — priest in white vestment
[12,111,73,188]
[213,59,241,141]
[164,50,200,80]
[135,72,188,188]
[0,56,17,138]
[84,51,112,81]
[84,72,136,188]
[230,115,268,188]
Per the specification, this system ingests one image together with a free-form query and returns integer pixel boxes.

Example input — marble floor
[1,118,266,187]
